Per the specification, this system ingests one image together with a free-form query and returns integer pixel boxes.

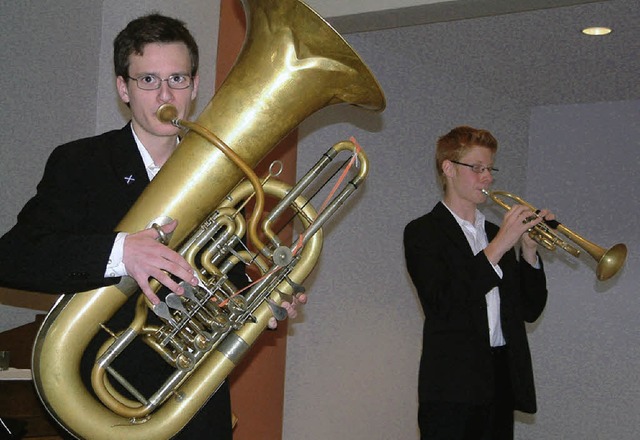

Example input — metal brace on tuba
[31,1,385,439]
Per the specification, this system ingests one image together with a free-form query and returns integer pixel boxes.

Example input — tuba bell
[31,1,385,438]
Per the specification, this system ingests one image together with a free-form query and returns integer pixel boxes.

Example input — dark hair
[113,13,199,78]
[435,126,498,189]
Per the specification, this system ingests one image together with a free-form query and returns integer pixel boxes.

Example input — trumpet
[482,190,627,281]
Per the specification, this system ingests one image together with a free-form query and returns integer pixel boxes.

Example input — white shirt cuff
[492,262,504,279]
[105,232,128,278]
[530,255,541,269]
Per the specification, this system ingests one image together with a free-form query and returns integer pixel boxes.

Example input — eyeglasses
[127,74,193,90]
[450,160,499,174]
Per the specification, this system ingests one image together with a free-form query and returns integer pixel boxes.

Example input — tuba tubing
[31,0,385,438]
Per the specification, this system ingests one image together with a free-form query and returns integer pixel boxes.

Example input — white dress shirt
[104,126,169,278]
[443,202,506,347]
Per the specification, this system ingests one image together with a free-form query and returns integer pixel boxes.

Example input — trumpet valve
[559,243,581,258]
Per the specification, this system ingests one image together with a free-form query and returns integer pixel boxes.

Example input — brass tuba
[483,190,627,281]
[31,0,385,438]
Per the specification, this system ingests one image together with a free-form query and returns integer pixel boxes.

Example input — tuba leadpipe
[31,0,385,439]
[482,189,627,281]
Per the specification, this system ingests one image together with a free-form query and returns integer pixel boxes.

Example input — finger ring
[522,215,537,224]
[152,223,169,244]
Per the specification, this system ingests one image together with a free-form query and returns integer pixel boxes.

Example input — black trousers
[171,380,233,440]
[419,346,514,440]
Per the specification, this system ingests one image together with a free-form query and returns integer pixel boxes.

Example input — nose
[158,81,175,102]
[481,169,494,183]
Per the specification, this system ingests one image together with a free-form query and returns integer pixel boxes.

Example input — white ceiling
[306,0,450,17]
[306,0,605,25]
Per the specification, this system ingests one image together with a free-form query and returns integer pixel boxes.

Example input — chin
[154,125,181,137]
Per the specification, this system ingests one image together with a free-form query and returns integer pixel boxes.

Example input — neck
[146,140,176,167]
[131,123,177,167]
[443,195,477,223]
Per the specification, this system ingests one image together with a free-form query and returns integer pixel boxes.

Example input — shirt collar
[130,125,178,180]
[442,201,485,232]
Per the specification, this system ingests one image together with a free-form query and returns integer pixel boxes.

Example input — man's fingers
[140,283,161,305]
[150,270,185,296]
[154,253,197,286]
[281,301,299,320]
[153,245,197,282]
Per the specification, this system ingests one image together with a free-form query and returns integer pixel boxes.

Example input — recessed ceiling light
[582,26,612,36]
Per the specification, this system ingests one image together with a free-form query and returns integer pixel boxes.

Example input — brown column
[216,1,298,439]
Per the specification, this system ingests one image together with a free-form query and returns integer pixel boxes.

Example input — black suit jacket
[404,202,547,413]
[0,123,235,438]
[0,123,149,293]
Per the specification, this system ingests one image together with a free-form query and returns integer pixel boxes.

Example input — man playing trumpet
[404,125,553,440]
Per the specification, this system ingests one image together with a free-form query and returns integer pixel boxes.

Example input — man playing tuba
[0,14,303,439]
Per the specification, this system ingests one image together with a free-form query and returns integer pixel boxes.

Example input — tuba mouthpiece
[156,104,179,124]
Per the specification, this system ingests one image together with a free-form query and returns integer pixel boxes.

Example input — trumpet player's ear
[442,160,456,178]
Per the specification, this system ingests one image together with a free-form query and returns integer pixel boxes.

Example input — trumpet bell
[597,243,627,281]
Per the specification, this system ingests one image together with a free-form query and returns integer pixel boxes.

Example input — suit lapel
[432,202,475,257]
[485,222,498,242]
[110,124,150,205]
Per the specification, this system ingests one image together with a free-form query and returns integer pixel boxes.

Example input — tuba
[31,0,385,438]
